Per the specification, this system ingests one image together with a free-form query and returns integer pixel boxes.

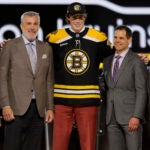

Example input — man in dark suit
[0,11,54,150]
[103,25,147,150]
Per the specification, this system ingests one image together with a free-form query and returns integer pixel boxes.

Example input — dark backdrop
[0,1,150,150]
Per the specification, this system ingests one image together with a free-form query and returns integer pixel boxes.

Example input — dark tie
[112,55,121,82]
[27,43,37,74]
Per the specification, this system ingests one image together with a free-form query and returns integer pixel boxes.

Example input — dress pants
[3,100,44,150]
[107,107,142,150]
[53,105,98,150]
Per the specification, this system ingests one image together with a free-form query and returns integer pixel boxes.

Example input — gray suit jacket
[147,68,150,120]
[103,50,147,125]
[0,37,54,117]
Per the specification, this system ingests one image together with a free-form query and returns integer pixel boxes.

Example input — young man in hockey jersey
[46,2,149,150]
[46,2,113,150]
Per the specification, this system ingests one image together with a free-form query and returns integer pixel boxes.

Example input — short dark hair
[115,25,132,39]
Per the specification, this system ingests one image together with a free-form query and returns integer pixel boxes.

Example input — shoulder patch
[46,29,71,44]
[84,28,107,42]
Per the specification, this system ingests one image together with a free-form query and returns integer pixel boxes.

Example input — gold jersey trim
[54,93,101,99]
[54,84,99,89]
[54,84,101,99]
[84,28,107,42]
[46,29,70,43]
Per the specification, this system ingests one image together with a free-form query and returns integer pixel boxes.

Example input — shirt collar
[22,35,36,46]
[114,48,129,58]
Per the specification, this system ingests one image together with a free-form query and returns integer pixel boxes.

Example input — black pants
[3,100,44,150]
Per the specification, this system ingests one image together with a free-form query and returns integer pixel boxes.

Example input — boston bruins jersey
[46,27,114,106]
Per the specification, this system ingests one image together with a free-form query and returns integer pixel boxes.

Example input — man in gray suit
[103,25,147,150]
[0,11,54,150]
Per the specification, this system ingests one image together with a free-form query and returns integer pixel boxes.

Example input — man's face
[114,29,132,54]
[20,15,40,42]
[67,14,86,33]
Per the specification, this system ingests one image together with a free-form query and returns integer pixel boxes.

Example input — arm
[45,43,55,123]
[0,42,15,121]
[0,39,11,48]
[138,53,149,65]
[128,59,148,131]
[99,70,107,101]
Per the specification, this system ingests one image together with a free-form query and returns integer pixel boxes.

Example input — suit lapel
[17,37,33,75]
[116,51,132,83]
[35,40,43,75]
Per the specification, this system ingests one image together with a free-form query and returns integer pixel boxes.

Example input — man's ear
[128,37,132,44]
[20,23,23,30]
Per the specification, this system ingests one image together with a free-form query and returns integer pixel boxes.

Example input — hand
[2,106,15,122]
[138,53,149,65]
[0,39,11,48]
[128,117,140,132]
[45,110,54,124]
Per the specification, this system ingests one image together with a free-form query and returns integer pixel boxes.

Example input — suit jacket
[0,37,54,117]
[103,50,147,125]
[147,68,150,120]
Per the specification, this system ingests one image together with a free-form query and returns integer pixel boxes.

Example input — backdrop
[0,0,150,150]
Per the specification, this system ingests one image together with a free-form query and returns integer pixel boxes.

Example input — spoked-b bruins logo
[64,49,90,75]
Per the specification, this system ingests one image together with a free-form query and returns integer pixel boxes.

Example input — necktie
[112,55,121,82]
[27,43,37,74]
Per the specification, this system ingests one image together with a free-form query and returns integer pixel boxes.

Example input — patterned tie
[27,43,37,74]
[112,55,121,82]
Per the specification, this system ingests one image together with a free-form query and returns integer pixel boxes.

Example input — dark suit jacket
[0,37,54,117]
[103,50,147,125]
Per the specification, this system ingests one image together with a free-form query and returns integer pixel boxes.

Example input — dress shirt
[111,49,129,76]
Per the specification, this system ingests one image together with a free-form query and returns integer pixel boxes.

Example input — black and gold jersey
[46,27,114,106]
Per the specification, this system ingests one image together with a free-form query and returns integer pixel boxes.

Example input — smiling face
[113,29,132,54]
[67,14,86,33]
[20,15,40,42]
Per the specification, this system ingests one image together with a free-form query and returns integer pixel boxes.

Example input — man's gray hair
[20,11,40,24]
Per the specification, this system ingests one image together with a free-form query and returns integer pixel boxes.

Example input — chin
[28,36,36,42]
